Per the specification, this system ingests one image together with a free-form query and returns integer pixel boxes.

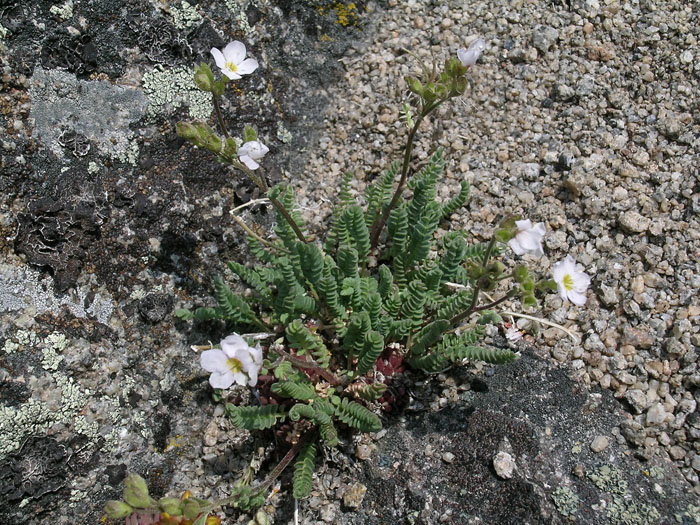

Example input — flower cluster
[206,41,269,170]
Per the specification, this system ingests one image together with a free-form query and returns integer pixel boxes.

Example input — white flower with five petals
[457,37,486,66]
[210,41,259,80]
[552,255,591,306]
[200,334,263,389]
[508,219,546,257]
[238,140,269,170]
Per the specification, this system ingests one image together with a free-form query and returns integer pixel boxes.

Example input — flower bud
[406,76,424,96]
[204,133,223,153]
[176,122,199,141]
[522,294,538,308]
[212,79,226,97]
[123,474,153,509]
[521,278,535,293]
[512,265,528,283]
[477,275,495,291]
[243,125,258,143]
[537,279,558,292]
[466,260,483,280]
[494,228,514,243]
[104,500,133,519]
[158,497,183,516]
[182,498,201,520]
[194,63,215,92]
[485,261,505,276]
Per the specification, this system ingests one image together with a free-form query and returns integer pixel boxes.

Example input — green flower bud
[494,228,514,243]
[522,294,538,308]
[255,509,272,525]
[486,261,505,276]
[104,500,133,519]
[183,498,201,520]
[204,133,223,153]
[176,122,199,141]
[406,76,424,96]
[123,474,152,509]
[521,278,535,293]
[466,260,483,280]
[194,63,215,92]
[243,125,258,143]
[512,265,528,283]
[537,279,558,292]
[158,497,183,516]
[477,275,495,291]
[212,80,226,97]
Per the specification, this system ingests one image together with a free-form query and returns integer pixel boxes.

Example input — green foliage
[286,319,331,367]
[334,398,382,432]
[271,380,317,401]
[293,442,317,499]
[352,382,388,401]
[356,330,384,375]
[226,404,287,430]
[178,103,525,508]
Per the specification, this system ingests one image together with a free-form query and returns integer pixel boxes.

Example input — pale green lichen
[552,486,579,517]
[3,339,19,354]
[588,465,660,525]
[571,442,582,454]
[116,138,140,166]
[171,1,202,29]
[0,24,8,40]
[41,332,69,370]
[50,0,74,21]
[142,65,213,120]
[588,464,628,495]
[88,161,100,174]
[277,122,292,144]
[675,504,700,523]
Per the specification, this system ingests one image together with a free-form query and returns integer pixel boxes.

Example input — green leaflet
[409,319,450,357]
[289,403,315,421]
[226,404,287,430]
[440,179,470,219]
[353,382,387,401]
[292,442,317,499]
[365,160,399,228]
[356,330,384,376]
[227,261,273,303]
[446,345,518,364]
[334,398,382,433]
[213,277,256,325]
[271,380,317,401]
[285,319,331,368]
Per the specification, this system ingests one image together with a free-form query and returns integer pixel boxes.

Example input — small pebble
[493,451,515,479]
[590,435,609,453]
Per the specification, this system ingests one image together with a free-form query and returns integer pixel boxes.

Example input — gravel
[294,0,700,489]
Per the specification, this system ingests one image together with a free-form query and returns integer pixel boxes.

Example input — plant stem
[275,346,342,386]
[212,95,230,139]
[231,214,289,254]
[369,112,424,250]
[449,284,480,327]
[474,289,517,312]
[207,431,315,512]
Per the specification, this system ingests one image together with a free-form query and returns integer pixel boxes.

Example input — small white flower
[508,219,546,258]
[457,37,486,66]
[200,334,263,389]
[552,255,591,306]
[210,41,259,80]
[505,325,523,342]
[238,140,269,170]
